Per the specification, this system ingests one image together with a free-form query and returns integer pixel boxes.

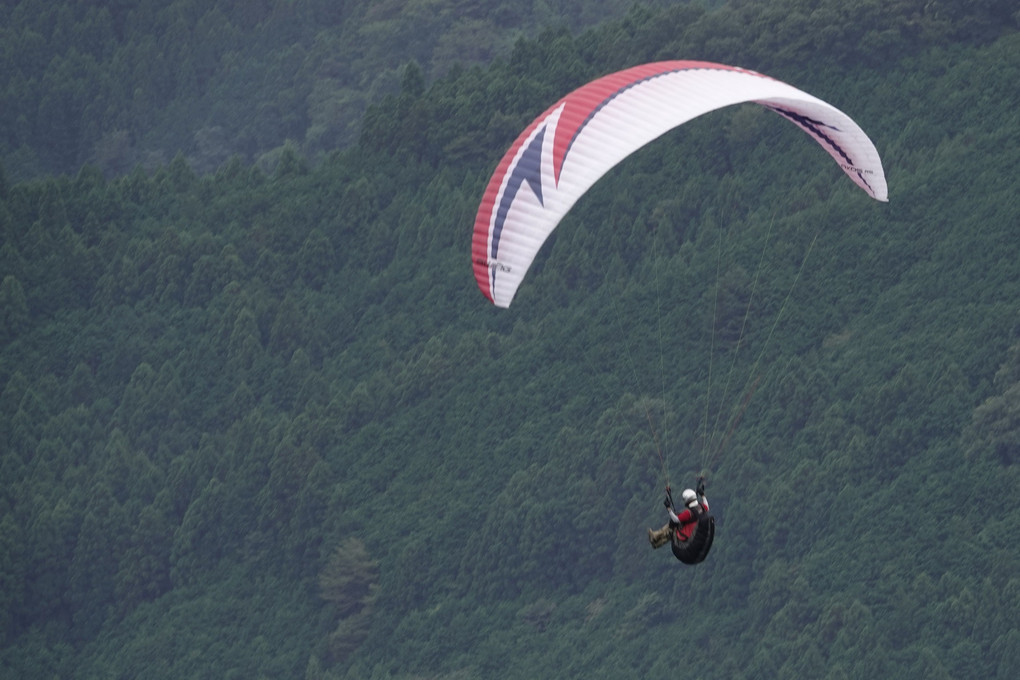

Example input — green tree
[0,274,29,344]
[318,537,379,665]
[993,629,1020,679]
[68,482,127,639]
[0,513,26,644]
[968,341,1020,465]
[114,491,174,615]
[297,228,335,290]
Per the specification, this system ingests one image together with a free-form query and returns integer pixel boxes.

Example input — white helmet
[681,489,698,507]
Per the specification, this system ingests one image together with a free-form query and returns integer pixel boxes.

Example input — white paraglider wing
[472,60,887,308]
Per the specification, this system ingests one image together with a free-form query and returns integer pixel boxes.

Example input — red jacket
[673,499,709,542]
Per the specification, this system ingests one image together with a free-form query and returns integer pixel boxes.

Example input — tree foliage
[0,0,678,180]
[1,1,1019,678]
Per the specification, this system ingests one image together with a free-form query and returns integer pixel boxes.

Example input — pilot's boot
[647,525,671,549]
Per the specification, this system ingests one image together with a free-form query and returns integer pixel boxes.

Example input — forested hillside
[0,0,672,181]
[2,1,1019,679]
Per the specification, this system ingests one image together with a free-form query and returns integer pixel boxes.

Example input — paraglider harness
[665,479,715,565]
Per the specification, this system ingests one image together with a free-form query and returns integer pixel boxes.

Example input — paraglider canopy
[472,60,888,308]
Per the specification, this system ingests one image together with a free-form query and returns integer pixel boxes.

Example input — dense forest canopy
[2,1,1019,679]
[2,0,1015,181]
[0,0,675,181]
